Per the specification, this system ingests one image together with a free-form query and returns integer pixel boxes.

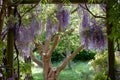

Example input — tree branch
[71,4,106,19]
[44,37,51,53]
[34,41,43,56]
[80,4,106,19]
[47,33,59,56]
[30,52,43,67]
[56,45,84,74]
[60,28,74,38]
[47,28,74,56]
[71,7,79,14]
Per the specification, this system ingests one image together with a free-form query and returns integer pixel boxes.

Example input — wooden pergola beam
[21,0,105,4]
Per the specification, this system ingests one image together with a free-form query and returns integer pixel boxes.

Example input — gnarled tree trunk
[34,39,84,80]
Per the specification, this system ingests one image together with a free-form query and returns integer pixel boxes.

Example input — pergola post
[106,1,116,80]
[6,7,15,79]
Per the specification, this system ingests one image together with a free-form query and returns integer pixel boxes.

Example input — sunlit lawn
[32,61,95,80]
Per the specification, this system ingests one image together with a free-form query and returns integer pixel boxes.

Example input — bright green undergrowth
[32,61,95,80]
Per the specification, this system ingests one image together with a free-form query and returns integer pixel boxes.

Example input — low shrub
[51,49,64,62]
[73,49,96,62]
[51,49,96,62]
[89,51,120,80]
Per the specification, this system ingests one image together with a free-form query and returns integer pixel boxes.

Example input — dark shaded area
[51,49,96,62]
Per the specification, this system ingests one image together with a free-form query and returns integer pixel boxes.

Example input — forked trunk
[43,55,60,80]
[43,46,84,80]
[43,68,59,80]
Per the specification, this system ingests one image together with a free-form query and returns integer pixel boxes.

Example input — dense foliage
[51,49,96,62]
[90,51,120,80]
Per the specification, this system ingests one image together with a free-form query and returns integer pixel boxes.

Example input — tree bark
[57,45,84,73]
[107,36,115,80]
[30,52,43,67]
[6,23,14,79]
[43,54,51,80]
[5,5,15,79]
[106,0,116,80]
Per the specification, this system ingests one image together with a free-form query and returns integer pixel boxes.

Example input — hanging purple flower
[80,10,90,49]
[80,11,106,51]
[56,4,70,30]
[57,4,63,10]
[82,10,89,29]
[52,25,58,33]
[46,16,53,40]
[22,46,30,58]
[30,13,41,37]
[17,27,34,43]
[15,12,43,57]
[78,4,85,18]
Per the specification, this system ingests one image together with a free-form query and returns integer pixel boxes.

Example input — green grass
[32,67,43,80]
[32,61,95,80]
